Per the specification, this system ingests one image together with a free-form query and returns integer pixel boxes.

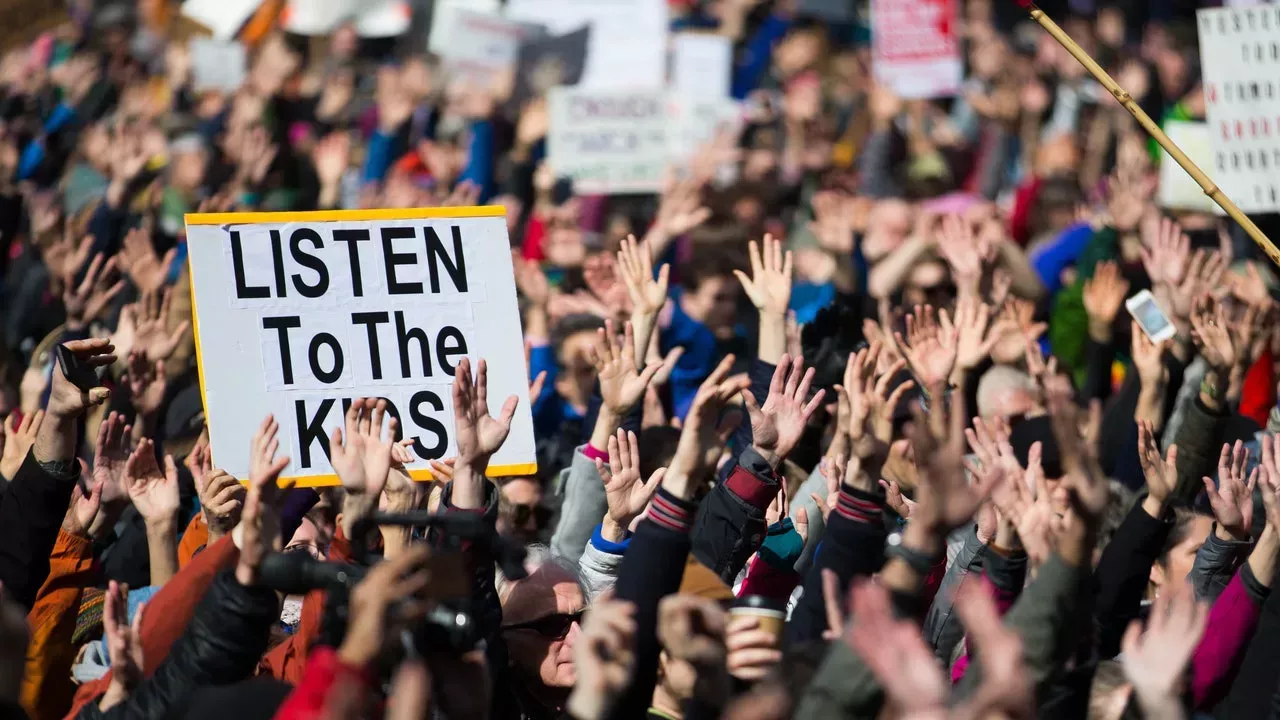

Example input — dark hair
[550,314,605,369]
[1156,508,1210,565]
[679,245,745,293]
[638,426,681,483]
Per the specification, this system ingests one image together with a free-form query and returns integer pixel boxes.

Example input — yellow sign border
[183,205,533,486]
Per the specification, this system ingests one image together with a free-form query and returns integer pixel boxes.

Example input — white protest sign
[281,0,409,37]
[428,0,502,52]
[1158,121,1224,215]
[548,88,667,194]
[185,207,536,487]
[431,9,539,83]
[871,0,962,99]
[190,38,247,93]
[505,0,667,90]
[181,0,262,41]
[667,96,742,163]
[671,34,733,100]
[1198,6,1280,213]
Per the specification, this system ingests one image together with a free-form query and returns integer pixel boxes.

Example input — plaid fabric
[73,587,106,646]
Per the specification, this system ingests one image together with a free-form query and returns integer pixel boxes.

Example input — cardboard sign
[432,9,543,83]
[1197,6,1280,213]
[181,0,262,41]
[1158,121,1224,215]
[505,0,667,90]
[190,38,247,93]
[185,207,537,487]
[548,88,667,194]
[871,0,961,99]
[671,34,733,100]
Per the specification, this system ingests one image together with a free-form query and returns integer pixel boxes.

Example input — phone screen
[1133,298,1172,338]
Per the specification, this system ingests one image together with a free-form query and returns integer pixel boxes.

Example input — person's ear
[1149,562,1166,595]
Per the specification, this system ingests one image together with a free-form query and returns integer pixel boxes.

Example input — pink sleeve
[1190,572,1263,710]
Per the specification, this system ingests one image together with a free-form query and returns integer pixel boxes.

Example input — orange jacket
[22,530,94,720]
[63,536,239,720]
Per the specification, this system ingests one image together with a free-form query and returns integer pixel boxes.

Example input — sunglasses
[502,610,583,640]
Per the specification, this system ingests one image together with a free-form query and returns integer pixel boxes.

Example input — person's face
[82,125,111,170]
[1150,515,1213,593]
[499,478,545,540]
[554,330,598,403]
[331,24,359,60]
[171,148,208,192]
[686,276,739,333]
[501,565,587,691]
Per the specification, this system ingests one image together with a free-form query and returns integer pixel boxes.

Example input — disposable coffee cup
[730,595,787,638]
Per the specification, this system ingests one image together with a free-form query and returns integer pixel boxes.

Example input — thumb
[88,387,111,406]
[163,455,178,482]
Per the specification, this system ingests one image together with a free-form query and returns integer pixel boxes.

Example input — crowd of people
[0,0,1279,719]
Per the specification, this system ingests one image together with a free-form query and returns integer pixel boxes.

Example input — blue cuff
[590,523,631,555]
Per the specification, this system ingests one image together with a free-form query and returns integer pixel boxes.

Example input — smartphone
[1125,289,1178,342]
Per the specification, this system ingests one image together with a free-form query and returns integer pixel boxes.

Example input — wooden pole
[1014,0,1280,268]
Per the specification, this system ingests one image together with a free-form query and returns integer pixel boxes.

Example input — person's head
[862,198,912,263]
[976,366,1040,421]
[497,546,588,701]
[1149,509,1213,596]
[168,133,208,192]
[638,426,681,483]
[679,246,743,335]
[498,476,546,544]
[1032,173,1084,237]
[551,313,606,405]
[80,122,113,173]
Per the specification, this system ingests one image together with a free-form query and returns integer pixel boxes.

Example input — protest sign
[667,96,742,163]
[280,0,409,37]
[506,0,667,90]
[671,34,733,100]
[1197,6,1280,213]
[184,207,537,487]
[427,0,501,51]
[431,9,543,84]
[1158,121,1223,215]
[190,38,247,93]
[181,0,261,41]
[871,0,962,99]
[510,26,590,107]
[548,88,667,194]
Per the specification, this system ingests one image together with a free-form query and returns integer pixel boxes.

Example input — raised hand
[846,579,947,716]
[953,583,1035,720]
[1172,250,1227,324]
[199,469,246,543]
[452,358,519,508]
[566,598,638,720]
[0,409,42,480]
[1203,441,1257,541]
[950,296,998,375]
[46,338,116,418]
[1121,582,1208,719]
[123,439,180,525]
[897,305,959,392]
[337,545,433,666]
[656,594,730,706]
[93,411,132,503]
[734,234,793,318]
[1083,261,1130,341]
[665,355,750,499]
[935,214,992,296]
[117,226,176,295]
[1189,294,1237,371]
[131,288,190,362]
[236,415,292,586]
[63,477,104,539]
[1045,379,1109,522]
[123,349,167,420]
[1131,321,1169,391]
[742,354,824,468]
[1140,216,1190,289]
[330,399,397,497]
[98,580,144,712]
[63,252,124,332]
[908,386,998,534]
[595,428,664,540]
[593,320,664,417]
[617,235,669,317]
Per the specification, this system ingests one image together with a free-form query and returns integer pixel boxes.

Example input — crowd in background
[1,0,1280,719]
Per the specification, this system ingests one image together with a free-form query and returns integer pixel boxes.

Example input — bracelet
[886,540,940,575]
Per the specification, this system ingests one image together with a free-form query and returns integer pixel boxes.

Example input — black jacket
[692,446,782,584]
[0,449,78,610]
[75,570,280,720]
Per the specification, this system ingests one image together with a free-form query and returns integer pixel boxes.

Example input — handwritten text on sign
[185,209,535,486]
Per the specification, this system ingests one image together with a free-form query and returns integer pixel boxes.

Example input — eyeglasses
[502,610,583,640]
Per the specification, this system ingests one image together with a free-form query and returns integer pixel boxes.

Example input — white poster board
[505,0,667,90]
[281,0,410,37]
[1198,6,1280,213]
[427,0,502,52]
[190,38,247,93]
[668,96,742,162]
[548,88,667,194]
[430,10,540,82]
[871,0,962,99]
[1158,121,1224,215]
[181,0,262,41]
[185,207,536,487]
[671,34,733,100]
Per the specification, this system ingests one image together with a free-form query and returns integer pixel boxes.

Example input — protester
[0,1,1278,720]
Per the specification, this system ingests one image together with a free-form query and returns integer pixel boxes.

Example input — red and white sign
[871,0,962,99]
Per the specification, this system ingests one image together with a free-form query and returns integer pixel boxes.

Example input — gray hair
[495,543,588,604]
